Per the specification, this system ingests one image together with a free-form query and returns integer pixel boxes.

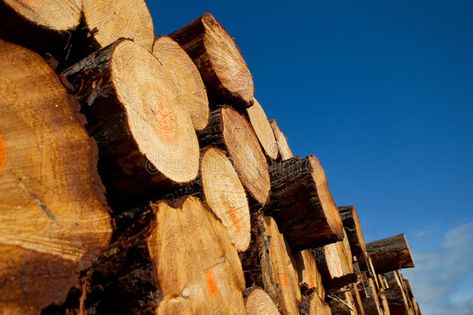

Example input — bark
[0,39,112,315]
[170,13,254,109]
[152,36,209,131]
[328,290,358,315]
[359,278,383,315]
[269,156,345,249]
[62,39,200,209]
[367,234,415,274]
[299,292,331,315]
[247,98,279,160]
[198,106,270,206]
[338,205,367,257]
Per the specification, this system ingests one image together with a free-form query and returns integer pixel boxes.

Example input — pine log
[312,230,357,288]
[294,250,325,299]
[63,196,246,314]
[357,254,380,290]
[269,119,294,161]
[384,287,410,315]
[269,155,345,249]
[152,36,209,131]
[170,13,254,109]
[62,39,200,208]
[199,106,270,205]
[247,98,279,160]
[299,292,331,315]
[0,40,112,314]
[329,290,358,315]
[359,278,383,315]
[352,283,367,315]
[367,234,415,273]
[0,0,81,54]
[379,290,392,315]
[242,214,301,315]
[338,205,367,257]
[245,288,281,315]
[201,147,251,251]
[81,0,154,50]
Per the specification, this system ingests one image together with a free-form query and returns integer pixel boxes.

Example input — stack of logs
[0,1,421,314]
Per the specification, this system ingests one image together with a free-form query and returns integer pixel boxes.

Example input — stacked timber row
[0,2,421,314]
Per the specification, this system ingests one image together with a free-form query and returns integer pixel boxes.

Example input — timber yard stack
[0,1,421,314]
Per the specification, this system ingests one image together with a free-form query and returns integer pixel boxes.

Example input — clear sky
[147,1,473,314]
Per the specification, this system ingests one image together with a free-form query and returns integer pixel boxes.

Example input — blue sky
[147,1,473,313]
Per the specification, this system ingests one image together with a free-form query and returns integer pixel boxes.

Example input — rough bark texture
[269,119,294,161]
[62,39,199,209]
[53,197,246,314]
[152,36,209,131]
[338,205,367,257]
[0,39,112,315]
[242,213,301,315]
[247,98,279,160]
[367,234,415,274]
[170,13,254,109]
[199,106,270,205]
[269,156,345,249]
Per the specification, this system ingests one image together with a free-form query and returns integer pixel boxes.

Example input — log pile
[0,3,422,314]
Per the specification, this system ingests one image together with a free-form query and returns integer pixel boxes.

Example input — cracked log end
[0,39,112,314]
[170,13,254,109]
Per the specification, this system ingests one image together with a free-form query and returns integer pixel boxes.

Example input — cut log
[294,250,325,299]
[300,292,331,315]
[269,119,293,161]
[367,234,415,274]
[247,98,279,160]
[0,40,112,314]
[328,290,358,315]
[82,0,154,50]
[68,196,246,314]
[170,13,254,109]
[245,288,281,315]
[201,147,251,252]
[352,283,367,315]
[384,287,409,315]
[312,230,357,288]
[338,205,367,257]
[62,39,200,208]
[152,36,209,131]
[378,290,392,315]
[242,214,301,315]
[199,106,270,205]
[359,278,383,315]
[0,0,81,53]
[269,155,344,249]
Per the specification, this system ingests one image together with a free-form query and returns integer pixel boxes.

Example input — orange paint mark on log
[229,208,241,232]
[0,135,5,172]
[206,269,218,297]
[281,272,290,288]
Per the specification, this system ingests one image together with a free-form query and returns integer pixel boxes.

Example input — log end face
[245,288,280,315]
[82,0,154,50]
[4,0,82,31]
[247,98,279,160]
[201,13,254,108]
[152,36,209,131]
[221,107,270,205]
